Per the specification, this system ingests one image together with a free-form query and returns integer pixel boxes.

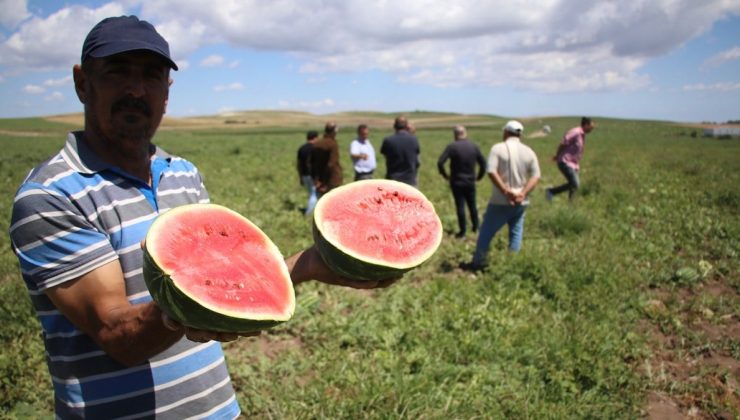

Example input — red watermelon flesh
[313,180,442,280]
[144,204,294,332]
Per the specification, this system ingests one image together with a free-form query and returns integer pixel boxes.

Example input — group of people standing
[442,117,595,272]
[296,115,420,214]
[298,116,596,272]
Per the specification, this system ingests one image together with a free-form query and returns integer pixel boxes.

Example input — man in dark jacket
[438,125,487,238]
[297,130,319,214]
[380,115,420,186]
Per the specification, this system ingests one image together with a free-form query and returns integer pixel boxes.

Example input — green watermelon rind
[312,220,412,281]
[142,204,295,333]
[312,180,443,281]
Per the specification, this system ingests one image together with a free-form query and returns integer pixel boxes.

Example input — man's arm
[488,171,516,205]
[514,176,540,204]
[476,148,487,180]
[349,141,366,160]
[44,260,186,367]
[437,146,450,179]
[286,246,398,290]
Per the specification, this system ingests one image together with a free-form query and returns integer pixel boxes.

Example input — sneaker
[459,261,486,273]
[545,188,553,202]
[455,231,465,238]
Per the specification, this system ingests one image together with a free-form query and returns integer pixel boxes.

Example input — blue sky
[1,0,739,122]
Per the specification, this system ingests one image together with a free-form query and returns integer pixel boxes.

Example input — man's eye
[106,67,127,75]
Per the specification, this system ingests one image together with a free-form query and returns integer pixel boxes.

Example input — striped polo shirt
[9,132,240,419]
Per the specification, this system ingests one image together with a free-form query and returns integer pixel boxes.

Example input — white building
[703,126,740,137]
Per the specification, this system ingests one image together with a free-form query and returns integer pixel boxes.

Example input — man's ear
[72,64,87,104]
[164,77,173,114]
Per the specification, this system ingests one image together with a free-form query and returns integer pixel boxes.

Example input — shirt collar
[62,131,172,175]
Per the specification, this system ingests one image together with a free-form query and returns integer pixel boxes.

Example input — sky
[1,0,739,123]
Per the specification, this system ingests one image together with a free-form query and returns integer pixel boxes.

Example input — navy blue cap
[81,16,178,70]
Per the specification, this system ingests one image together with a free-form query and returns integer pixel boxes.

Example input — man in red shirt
[546,117,595,201]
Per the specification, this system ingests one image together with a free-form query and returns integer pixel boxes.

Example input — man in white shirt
[350,124,377,180]
[462,120,541,272]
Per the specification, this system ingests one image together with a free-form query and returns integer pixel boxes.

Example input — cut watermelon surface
[144,204,295,332]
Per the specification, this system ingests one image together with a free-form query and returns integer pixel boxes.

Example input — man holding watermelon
[8,15,394,419]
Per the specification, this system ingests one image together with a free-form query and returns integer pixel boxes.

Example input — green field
[1,114,738,418]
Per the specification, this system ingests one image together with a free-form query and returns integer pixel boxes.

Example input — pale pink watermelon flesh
[317,182,442,266]
[149,207,292,317]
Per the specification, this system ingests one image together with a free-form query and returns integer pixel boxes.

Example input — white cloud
[0,3,125,72]
[138,0,739,93]
[278,98,335,110]
[45,91,64,101]
[200,54,224,67]
[0,0,30,29]
[683,82,740,92]
[702,46,740,68]
[228,60,240,69]
[22,84,44,94]
[43,75,72,87]
[213,82,244,92]
[3,0,740,95]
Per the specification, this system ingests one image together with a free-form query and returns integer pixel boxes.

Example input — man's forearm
[96,302,184,366]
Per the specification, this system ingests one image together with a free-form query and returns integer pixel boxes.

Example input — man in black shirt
[437,125,487,238]
[380,115,420,186]
[297,130,319,215]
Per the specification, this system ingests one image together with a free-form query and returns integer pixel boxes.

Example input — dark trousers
[550,161,580,200]
[354,171,374,181]
[451,184,479,234]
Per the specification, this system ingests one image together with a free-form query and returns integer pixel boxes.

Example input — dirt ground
[641,279,739,419]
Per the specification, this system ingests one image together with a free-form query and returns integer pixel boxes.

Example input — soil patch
[641,279,740,419]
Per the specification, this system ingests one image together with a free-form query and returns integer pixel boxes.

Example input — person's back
[440,138,486,187]
[297,142,313,177]
[381,117,419,186]
[310,122,343,192]
[488,138,539,206]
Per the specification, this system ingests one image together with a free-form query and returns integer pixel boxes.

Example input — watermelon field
[0,112,738,418]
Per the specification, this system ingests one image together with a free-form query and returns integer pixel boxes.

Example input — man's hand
[161,313,262,343]
[287,246,400,289]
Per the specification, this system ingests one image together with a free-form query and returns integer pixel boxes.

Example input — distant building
[703,125,740,137]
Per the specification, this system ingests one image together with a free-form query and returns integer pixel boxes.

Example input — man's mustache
[111,97,151,116]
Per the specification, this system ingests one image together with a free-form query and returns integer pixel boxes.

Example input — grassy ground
[0,114,737,418]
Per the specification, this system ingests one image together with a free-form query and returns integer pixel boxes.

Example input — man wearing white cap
[461,120,541,271]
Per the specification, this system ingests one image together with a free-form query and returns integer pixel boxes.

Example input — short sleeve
[10,183,118,291]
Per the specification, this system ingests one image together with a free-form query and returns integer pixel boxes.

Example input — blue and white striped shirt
[9,132,240,419]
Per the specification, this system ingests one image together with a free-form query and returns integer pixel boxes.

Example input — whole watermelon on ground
[143,204,295,332]
[313,179,443,281]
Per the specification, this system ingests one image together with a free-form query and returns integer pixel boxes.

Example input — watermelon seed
[377,186,384,191]
[205,280,213,286]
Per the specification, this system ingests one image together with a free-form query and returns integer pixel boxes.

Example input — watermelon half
[313,179,443,281]
[143,204,295,332]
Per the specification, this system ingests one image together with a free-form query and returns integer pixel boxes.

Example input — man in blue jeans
[545,117,595,201]
[461,120,541,272]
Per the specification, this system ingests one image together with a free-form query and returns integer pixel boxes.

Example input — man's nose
[123,72,146,97]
